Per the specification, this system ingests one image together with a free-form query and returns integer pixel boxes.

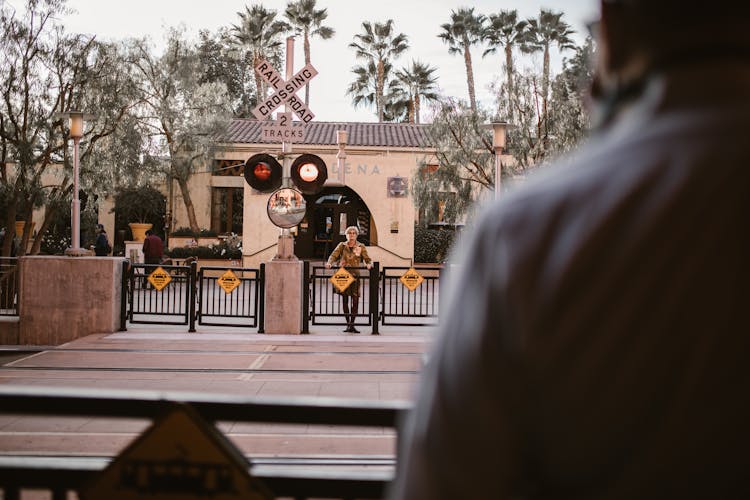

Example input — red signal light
[254,162,272,181]
[244,154,282,193]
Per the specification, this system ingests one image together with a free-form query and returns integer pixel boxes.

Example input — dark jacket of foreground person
[390,1,750,498]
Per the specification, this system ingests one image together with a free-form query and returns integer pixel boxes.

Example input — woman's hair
[345,226,359,235]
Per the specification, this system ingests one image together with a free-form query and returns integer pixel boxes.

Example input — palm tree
[524,9,576,131]
[231,5,290,106]
[394,60,440,124]
[347,59,409,122]
[347,59,398,118]
[482,10,529,118]
[284,0,335,106]
[438,8,486,113]
[349,20,409,122]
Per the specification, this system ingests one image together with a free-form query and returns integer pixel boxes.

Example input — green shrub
[170,227,196,237]
[414,225,456,263]
[165,238,242,260]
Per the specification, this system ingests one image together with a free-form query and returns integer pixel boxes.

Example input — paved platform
[0,324,436,466]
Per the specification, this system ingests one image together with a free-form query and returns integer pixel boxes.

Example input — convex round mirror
[267,188,307,228]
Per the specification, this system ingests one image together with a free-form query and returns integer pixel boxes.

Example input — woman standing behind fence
[326,226,372,333]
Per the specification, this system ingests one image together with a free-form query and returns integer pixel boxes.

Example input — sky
[50,0,598,123]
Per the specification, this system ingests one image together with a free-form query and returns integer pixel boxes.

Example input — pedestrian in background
[142,229,164,288]
[325,226,372,333]
[92,224,111,256]
[391,0,750,498]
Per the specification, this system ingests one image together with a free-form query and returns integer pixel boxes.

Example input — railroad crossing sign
[252,59,317,123]
[330,267,355,293]
[217,269,241,294]
[260,112,306,143]
[147,266,172,291]
[399,267,424,292]
[83,405,272,499]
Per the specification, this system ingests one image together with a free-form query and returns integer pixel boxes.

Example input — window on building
[211,187,243,235]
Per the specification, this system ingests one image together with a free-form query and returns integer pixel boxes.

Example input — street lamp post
[60,111,88,256]
[485,121,509,198]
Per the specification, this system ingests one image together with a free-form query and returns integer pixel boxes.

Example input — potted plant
[113,186,166,242]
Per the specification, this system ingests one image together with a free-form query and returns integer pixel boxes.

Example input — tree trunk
[29,201,63,255]
[176,175,200,233]
[17,217,33,257]
[376,59,385,122]
[542,45,550,149]
[304,31,311,106]
[463,39,477,113]
[1,209,16,257]
[505,44,514,120]
[414,94,421,124]
[254,53,266,108]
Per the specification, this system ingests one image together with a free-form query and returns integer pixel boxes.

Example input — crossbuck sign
[252,59,317,123]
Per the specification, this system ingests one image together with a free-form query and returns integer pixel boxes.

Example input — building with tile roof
[167,119,438,267]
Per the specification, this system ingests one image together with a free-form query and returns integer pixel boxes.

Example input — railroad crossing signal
[244,154,283,193]
[252,59,317,123]
[290,153,328,194]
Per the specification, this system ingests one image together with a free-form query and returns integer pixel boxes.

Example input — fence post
[119,260,129,331]
[188,260,197,332]
[370,261,380,335]
[258,263,265,334]
[301,260,310,334]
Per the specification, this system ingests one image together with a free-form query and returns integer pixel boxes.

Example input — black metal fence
[197,264,265,330]
[0,257,18,316]
[121,261,266,332]
[380,266,441,327]
[305,262,380,334]
[125,261,198,330]
[0,385,408,500]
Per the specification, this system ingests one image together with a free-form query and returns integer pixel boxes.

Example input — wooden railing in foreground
[0,385,410,500]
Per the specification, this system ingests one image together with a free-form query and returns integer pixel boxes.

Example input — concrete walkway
[0,323,436,465]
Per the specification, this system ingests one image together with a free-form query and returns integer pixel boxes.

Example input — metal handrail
[0,385,409,426]
[0,385,410,499]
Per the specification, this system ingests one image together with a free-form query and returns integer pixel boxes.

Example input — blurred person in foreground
[390,1,750,498]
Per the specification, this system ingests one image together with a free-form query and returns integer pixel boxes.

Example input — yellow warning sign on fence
[217,269,241,294]
[330,267,355,293]
[147,267,172,291]
[82,405,272,499]
[399,267,424,292]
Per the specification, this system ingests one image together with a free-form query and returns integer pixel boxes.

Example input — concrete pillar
[18,256,123,345]
[263,259,303,334]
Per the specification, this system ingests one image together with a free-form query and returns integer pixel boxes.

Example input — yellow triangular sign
[330,266,355,293]
[147,266,172,291]
[399,267,424,292]
[218,269,241,294]
[81,404,273,500]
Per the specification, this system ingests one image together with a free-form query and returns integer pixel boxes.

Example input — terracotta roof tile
[222,119,434,149]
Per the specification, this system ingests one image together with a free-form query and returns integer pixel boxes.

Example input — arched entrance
[294,186,376,261]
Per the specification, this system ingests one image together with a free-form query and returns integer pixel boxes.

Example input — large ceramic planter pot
[128,222,153,242]
[15,221,35,237]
